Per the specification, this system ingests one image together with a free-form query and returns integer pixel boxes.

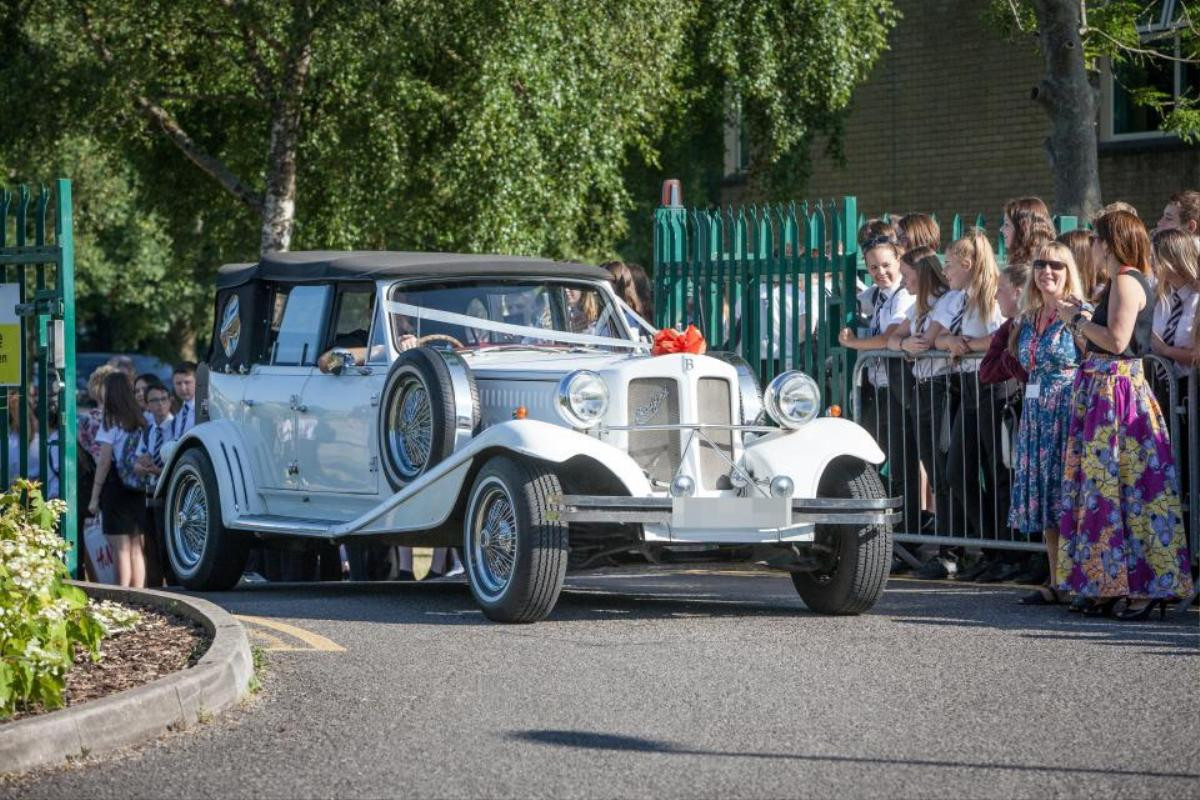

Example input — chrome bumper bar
[559,494,902,526]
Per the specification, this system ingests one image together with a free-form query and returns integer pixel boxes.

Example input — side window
[272,285,332,366]
[328,287,374,350]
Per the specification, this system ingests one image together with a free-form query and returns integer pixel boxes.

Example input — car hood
[461,348,642,380]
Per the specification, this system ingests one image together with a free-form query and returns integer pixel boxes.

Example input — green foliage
[986,0,1200,141]
[0,481,134,718]
[1,0,897,355]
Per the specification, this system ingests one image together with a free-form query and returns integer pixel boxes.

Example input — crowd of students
[75,357,197,588]
[840,192,1199,618]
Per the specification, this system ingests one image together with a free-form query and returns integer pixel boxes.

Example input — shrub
[0,480,130,718]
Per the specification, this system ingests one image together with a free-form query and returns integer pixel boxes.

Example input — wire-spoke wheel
[464,456,567,623]
[378,347,479,491]
[164,448,248,590]
[388,376,434,479]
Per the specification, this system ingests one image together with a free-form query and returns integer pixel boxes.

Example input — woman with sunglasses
[1054,211,1193,619]
[1009,243,1082,604]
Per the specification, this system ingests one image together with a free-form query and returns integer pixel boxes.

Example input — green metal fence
[0,181,78,576]
[653,182,861,410]
[652,180,1088,411]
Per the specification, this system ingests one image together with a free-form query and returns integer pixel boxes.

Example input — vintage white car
[158,252,899,622]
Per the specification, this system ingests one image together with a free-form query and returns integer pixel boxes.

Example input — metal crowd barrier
[849,350,1198,563]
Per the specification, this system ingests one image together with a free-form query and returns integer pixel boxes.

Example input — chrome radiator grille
[697,378,733,488]
[627,378,680,484]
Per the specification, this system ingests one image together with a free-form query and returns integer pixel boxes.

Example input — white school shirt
[929,289,1004,373]
[1152,285,1199,377]
[857,285,914,387]
[907,299,951,380]
[6,432,39,489]
[172,399,195,439]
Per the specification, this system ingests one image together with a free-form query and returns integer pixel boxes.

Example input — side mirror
[326,348,358,376]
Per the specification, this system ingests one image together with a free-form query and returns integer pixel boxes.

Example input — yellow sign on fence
[0,284,22,386]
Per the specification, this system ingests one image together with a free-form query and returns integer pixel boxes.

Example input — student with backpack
[86,372,150,588]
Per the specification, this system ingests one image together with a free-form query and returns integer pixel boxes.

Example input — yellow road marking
[233,614,346,652]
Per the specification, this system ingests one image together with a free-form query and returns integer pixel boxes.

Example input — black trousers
[860,368,922,534]
[947,375,1013,543]
[909,373,962,539]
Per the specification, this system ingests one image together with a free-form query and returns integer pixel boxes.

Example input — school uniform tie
[949,299,966,335]
[869,288,888,335]
[150,424,164,467]
[176,403,189,437]
[1163,291,1185,345]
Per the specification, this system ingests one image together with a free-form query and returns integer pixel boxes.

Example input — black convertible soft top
[215,250,610,289]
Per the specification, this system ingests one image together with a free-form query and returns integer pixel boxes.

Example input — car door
[243,284,332,491]
[295,283,384,495]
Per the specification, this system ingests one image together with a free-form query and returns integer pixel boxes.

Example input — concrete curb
[0,584,254,775]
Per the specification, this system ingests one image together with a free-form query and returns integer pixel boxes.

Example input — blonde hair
[1151,227,1200,299]
[1058,229,1101,300]
[1021,242,1083,318]
[87,364,118,405]
[1091,201,1138,226]
[946,228,999,324]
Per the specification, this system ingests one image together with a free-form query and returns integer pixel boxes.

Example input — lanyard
[1027,310,1055,374]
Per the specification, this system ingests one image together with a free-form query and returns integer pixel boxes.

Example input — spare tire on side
[378,347,480,491]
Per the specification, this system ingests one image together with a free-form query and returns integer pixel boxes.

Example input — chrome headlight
[763,371,820,429]
[556,370,609,429]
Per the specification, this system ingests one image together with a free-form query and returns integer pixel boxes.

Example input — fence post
[653,180,687,329]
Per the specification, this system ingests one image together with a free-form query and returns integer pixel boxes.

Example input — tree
[2,0,897,355]
[991,0,1200,217]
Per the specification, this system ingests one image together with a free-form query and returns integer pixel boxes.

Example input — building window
[1099,0,1199,142]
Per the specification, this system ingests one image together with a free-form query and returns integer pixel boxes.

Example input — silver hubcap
[469,480,518,599]
[171,470,209,570]
[388,375,433,479]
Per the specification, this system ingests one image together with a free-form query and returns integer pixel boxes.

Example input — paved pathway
[5,568,1198,798]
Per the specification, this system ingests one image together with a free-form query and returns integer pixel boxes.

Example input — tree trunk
[1030,0,1102,218]
[258,9,315,255]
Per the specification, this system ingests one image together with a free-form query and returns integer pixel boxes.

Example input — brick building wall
[760,0,1200,232]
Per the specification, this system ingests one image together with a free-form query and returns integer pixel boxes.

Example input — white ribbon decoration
[384,300,650,351]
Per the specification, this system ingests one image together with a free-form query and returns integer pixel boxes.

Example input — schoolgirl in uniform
[840,236,918,531]
[887,246,953,573]
[932,231,1007,566]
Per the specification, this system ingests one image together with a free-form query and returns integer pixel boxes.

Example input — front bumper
[560,494,901,530]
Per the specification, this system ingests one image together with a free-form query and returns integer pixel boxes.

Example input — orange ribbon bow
[651,325,708,356]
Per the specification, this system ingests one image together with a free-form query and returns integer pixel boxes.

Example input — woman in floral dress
[1008,243,1082,604]
[1054,211,1193,618]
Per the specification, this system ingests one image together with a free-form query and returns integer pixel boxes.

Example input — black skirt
[100,472,148,537]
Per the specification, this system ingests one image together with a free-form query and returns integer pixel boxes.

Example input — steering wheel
[415,333,465,349]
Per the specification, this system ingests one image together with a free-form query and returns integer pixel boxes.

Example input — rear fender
[155,420,265,527]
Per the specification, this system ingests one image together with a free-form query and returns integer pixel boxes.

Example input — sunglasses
[1033,259,1068,272]
[862,234,896,250]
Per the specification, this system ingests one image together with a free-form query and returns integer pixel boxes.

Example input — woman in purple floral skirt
[1054,211,1193,619]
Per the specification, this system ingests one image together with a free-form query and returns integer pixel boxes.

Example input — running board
[231,515,340,537]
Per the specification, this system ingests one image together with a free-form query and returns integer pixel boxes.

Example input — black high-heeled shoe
[1115,599,1168,621]
[1082,598,1118,617]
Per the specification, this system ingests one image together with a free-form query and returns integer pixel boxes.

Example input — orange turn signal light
[827,405,842,418]
[513,406,528,420]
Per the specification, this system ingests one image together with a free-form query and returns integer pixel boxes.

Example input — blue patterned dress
[1008,316,1079,533]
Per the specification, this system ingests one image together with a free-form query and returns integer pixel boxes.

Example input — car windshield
[387,280,632,352]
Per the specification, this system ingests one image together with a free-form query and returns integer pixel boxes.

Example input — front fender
[742,417,885,499]
[155,420,266,526]
[338,419,652,536]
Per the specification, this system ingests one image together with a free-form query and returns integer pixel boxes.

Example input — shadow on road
[505,729,1200,781]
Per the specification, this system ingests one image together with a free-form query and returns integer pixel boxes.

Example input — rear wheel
[463,456,567,623]
[791,458,891,615]
[164,448,249,590]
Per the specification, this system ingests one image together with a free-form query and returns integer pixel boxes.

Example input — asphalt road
[5,567,1199,799]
